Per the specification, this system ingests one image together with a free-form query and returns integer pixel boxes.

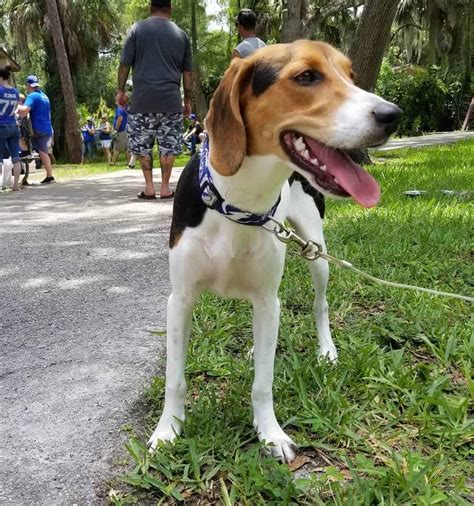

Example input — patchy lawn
[109,141,473,505]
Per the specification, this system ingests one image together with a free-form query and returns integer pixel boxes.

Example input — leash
[262,217,474,303]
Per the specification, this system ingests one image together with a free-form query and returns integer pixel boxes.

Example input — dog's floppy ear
[205,58,253,176]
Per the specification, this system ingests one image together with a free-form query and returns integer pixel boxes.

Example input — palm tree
[6,0,118,160]
[44,0,82,162]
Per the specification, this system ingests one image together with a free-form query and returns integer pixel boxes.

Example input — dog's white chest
[174,211,286,300]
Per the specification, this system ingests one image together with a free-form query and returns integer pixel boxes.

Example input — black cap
[151,0,171,8]
[237,8,257,30]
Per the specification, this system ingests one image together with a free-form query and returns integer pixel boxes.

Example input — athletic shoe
[40,176,55,184]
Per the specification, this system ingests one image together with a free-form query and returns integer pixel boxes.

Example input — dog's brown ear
[205,58,253,176]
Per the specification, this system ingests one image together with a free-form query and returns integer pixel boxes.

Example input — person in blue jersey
[111,99,130,166]
[81,117,96,162]
[0,68,22,191]
[17,75,55,184]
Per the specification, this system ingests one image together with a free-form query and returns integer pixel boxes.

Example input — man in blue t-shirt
[17,75,55,184]
[0,68,22,191]
[111,101,129,166]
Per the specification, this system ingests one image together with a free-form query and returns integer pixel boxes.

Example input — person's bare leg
[140,155,155,196]
[103,147,111,164]
[111,148,119,165]
[12,161,21,191]
[160,153,174,197]
[39,151,53,178]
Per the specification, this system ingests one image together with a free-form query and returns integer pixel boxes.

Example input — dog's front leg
[251,295,296,463]
[149,291,195,450]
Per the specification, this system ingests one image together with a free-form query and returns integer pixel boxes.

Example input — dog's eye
[294,70,323,85]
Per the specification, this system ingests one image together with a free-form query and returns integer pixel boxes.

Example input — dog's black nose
[373,103,402,134]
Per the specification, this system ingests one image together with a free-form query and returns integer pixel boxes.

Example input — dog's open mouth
[281,131,381,208]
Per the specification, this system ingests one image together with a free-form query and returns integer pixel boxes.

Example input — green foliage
[376,60,471,136]
[110,141,474,504]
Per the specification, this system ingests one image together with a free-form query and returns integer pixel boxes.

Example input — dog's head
[205,40,401,208]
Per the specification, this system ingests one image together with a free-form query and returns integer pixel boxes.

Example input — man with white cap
[18,75,54,184]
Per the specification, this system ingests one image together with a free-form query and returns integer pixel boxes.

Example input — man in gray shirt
[232,8,266,59]
[117,0,193,200]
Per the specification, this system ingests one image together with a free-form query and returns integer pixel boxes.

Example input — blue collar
[198,140,280,226]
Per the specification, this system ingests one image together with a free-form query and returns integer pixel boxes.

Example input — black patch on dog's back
[251,63,279,96]
[169,154,207,248]
[289,172,325,219]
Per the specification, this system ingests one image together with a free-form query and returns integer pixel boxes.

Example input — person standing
[183,113,203,155]
[17,75,54,184]
[98,114,113,164]
[232,8,266,59]
[111,100,130,166]
[17,93,34,186]
[117,0,193,200]
[81,117,96,162]
[0,68,21,191]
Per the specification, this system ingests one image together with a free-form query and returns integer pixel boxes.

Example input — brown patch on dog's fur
[205,59,254,176]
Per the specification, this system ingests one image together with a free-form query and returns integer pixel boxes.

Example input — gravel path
[0,170,180,505]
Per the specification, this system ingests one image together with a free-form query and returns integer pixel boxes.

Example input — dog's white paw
[257,426,297,463]
[148,416,183,451]
[319,346,338,362]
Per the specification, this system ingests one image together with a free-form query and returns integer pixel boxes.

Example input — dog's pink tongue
[305,139,381,208]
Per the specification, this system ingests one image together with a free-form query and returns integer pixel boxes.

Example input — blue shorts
[0,123,21,163]
[32,132,51,154]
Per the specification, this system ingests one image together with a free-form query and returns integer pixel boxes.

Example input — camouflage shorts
[127,112,183,157]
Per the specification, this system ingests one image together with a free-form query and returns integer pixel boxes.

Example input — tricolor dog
[149,40,401,463]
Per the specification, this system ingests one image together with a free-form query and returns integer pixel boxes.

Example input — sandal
[160,191,175,200]
[138,191,157,200]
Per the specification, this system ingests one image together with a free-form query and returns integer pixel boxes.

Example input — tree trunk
[427,3,444,65]
[191,0,208,119]
[281,0,305,42]
[448,1,471,74]
[348,0,401,92]
[348,0,400,164]
[44,0,82,163]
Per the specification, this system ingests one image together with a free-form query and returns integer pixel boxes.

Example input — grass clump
[110,141,473,505]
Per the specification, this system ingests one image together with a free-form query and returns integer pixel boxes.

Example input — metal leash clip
[264,217,323,261]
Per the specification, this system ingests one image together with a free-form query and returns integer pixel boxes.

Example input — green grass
[109,141,473,505]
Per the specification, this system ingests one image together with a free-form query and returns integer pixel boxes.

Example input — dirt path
[0,170,179,505]
[377,130,474,150]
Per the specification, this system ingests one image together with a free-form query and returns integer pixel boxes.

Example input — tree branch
[303,0,364,38]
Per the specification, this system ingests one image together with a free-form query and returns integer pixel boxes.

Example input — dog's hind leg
[149,290,197,449]
[287,177,337,361]
[251,294,297,463]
